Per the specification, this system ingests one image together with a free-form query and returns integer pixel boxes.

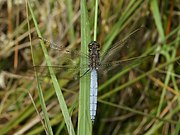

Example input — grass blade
[26,1,53,134]
[27,1,75,135]
[78,0,91,135]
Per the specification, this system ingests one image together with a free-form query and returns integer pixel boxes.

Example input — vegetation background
[0,0,180,134]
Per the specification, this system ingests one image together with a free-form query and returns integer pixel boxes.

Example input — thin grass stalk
[27,1,75,135]
[26,1,53,134]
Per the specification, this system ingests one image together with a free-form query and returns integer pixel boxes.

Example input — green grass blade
[150,0,165,41]
[66,0,76,42]
[78,0,91,135]
[27,1,75,135]
[26,1,53,134]
[150,0,175,119]
[150,0,166,117]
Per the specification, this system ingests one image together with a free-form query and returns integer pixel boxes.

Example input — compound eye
[94,42,100,49]
[97,43,100,48]
[88,41,100,49]
[88,42,93,48]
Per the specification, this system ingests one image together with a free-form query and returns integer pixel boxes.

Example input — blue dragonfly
[37,27,153,123]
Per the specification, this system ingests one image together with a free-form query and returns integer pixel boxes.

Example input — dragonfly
[86,40,151,123]
[37,27,153,123]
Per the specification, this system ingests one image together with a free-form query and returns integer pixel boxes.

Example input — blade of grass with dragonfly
[78,0,91,134]
[27,1,75,135]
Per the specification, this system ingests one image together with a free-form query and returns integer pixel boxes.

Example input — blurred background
[0,0,180,134]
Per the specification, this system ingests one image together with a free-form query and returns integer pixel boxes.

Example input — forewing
[30,38,89,80]
[101,27,147,63]
[99,27,152,73]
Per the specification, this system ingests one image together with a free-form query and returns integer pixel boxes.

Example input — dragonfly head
[88,41,100,51]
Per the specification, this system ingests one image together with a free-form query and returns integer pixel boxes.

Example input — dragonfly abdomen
[90,68,98,123]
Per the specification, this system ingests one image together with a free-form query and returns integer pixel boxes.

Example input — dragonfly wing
[99,55,154,74]
[30,62,88,81]
[101,27,147,63]
[32,38,90,80]
[39,37,88,60]
[30,65,78,80]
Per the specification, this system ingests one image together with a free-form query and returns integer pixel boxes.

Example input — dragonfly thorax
[88,41,101,70]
